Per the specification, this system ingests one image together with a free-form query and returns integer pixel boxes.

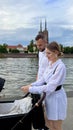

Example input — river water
[0,57,73,98]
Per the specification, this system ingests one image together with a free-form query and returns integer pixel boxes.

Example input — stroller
[0,92,46,130]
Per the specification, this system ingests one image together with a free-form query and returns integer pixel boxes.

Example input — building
[38,19,49,43]
[7,44,27,53]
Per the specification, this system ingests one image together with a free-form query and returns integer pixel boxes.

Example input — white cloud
[0,0,73,46]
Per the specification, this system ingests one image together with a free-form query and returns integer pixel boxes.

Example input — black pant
[31,94,45,129]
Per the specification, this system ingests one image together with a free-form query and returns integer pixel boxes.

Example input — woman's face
[45,48,58,62]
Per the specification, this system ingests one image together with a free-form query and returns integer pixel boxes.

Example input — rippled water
[0,57,73,98]
[62,58,73,91]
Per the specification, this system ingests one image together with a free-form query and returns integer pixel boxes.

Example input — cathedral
[38,19,49,43]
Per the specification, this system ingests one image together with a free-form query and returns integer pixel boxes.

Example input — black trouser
[31,94,45,129]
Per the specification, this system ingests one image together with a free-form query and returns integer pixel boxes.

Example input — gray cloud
[0,0,73,46]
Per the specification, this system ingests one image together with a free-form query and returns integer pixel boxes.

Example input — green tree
[0,44,8,53]
[64,46,71,54]
[11,49,20,53]
[70,47,73,54]
[28,40,34,52]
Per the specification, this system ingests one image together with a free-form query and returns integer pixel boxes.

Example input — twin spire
[40,19,47,32]
[39,19,49,43]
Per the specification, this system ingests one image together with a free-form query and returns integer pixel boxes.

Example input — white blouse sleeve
[29,76,45,94]
[31,76,45,86]
[29,64,66,95]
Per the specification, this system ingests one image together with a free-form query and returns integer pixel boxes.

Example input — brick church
[38,19,49,43]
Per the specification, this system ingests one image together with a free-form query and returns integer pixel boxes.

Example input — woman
[21,41,67,130]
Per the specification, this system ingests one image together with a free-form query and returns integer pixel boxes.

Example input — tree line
[0,42,73,54]
[60,44,73,54]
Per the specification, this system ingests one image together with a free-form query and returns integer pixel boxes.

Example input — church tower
[39,20,43,35]
[43,19,49,43]
[38,19,49,43]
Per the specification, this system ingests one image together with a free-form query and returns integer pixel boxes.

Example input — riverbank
[0,53,73,58]
[63,54,73,58]
[0,53,38,58]
[62,97,73,130]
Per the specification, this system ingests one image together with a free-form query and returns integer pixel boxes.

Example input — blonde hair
[46,41,62,56]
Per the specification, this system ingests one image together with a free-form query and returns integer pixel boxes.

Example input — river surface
[0,57,73,98]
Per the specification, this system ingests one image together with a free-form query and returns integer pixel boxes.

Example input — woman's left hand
[21,85,31,93]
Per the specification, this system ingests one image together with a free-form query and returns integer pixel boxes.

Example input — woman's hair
[46,41,62,56]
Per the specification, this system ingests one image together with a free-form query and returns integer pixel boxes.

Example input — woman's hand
[21,85,31,93]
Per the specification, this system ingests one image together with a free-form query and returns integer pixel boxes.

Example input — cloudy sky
[0,0,73,46]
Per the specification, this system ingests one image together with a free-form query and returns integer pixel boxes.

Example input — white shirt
[38,50,49,79]
[29,59,66,96]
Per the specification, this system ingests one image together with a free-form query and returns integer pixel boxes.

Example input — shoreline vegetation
[0,53,73,58]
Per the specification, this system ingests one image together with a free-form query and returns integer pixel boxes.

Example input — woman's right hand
[21,85,31,93]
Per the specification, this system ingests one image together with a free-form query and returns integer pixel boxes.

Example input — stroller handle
[22,92,30,98]
[35,92,46,107]
[23,92,46,107]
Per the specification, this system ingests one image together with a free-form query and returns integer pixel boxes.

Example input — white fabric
[8,97,32,114]
[38,50,49,79]
[45,88,67,120]
[29,59,67,120]
[0,97,32,116]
